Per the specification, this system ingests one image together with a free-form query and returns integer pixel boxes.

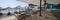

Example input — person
[14,11,19,14]
[0,13,3,16]
[7,12,10,15]
[0,7,3,16]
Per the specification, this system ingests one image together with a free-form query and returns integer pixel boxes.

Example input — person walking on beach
[0,7,1,13]
[17,5,21,14]
[0,7,3,16]
[7,6,11,15]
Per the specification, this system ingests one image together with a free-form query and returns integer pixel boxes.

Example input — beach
[0,10,57,20]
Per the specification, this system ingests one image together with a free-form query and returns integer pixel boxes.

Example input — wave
[1,8,26,13]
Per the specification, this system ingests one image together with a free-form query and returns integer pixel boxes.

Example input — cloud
[0,0,28,8]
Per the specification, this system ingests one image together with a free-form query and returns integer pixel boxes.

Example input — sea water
[1,8,14,13]
[1,8,20,13]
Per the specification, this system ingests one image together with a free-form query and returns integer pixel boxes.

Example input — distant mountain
[1,8,13,10]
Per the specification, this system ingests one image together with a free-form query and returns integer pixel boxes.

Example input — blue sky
[0,0,28,8]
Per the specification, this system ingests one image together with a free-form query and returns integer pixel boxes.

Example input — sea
[1,8,26,13]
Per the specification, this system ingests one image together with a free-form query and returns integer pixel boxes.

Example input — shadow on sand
[51,10,60,20]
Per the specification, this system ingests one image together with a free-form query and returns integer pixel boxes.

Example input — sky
[0,0,28,8]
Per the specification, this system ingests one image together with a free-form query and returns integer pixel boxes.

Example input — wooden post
[39,0,42,16]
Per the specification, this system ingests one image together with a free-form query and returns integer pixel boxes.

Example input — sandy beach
[0,11,57,20]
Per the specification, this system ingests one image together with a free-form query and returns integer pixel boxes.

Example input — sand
[0,15,18,20]
[0,11,57,20]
